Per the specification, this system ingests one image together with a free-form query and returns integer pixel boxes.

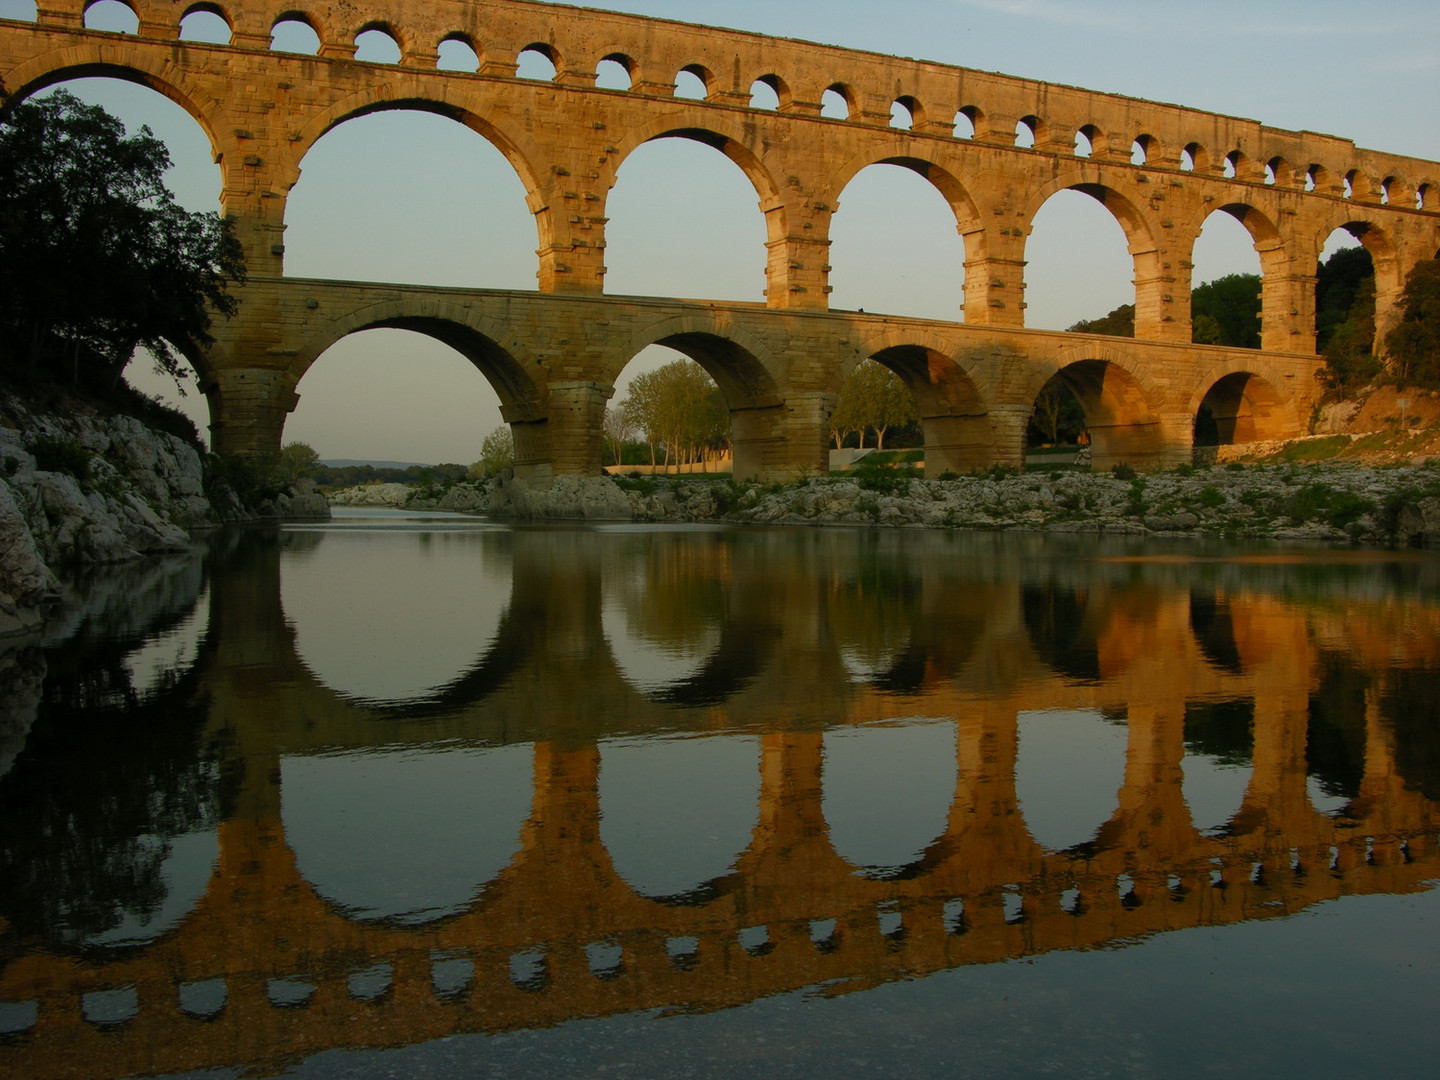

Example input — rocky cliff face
[0,395,324,638]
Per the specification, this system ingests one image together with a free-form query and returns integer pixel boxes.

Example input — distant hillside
[319,459,428,470]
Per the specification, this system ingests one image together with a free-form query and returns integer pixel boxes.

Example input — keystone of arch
[615,312,785,410]
[287,297,548,416]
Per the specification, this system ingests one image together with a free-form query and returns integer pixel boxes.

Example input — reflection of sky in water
[281,745,532,923]
[281,528,510,702]
[1308,776,1351,816]
[1183,752,1252,834]
[823,719,957,871]
[120,586,208,699]
[601,591,720,694]
[600,734,760,898]
[81,830,219,948]
[1016,709,1128,852]
[839,636,912,682]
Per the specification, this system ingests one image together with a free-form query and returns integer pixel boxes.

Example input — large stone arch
[615,314,786,481]
[1187,360,1305,447]
[288,301,549,478]
[824,150,987,320]
[281,88,553,252]
[1309,212,1403,349]
[855,327,997,474]
[1018,342,1170,470]
[1195,202,1288,348]
[605,112,787,299]
[1023,175,1165,339]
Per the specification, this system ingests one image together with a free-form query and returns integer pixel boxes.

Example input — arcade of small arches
[3,0,1439,479]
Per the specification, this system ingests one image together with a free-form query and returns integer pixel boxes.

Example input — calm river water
[2,509,1439,1078]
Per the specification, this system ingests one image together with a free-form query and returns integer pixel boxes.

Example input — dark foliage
[0,90,244,390]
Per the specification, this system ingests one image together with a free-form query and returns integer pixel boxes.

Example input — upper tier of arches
[14,0,1434,208]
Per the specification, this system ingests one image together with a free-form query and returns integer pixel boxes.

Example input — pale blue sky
[8,0,1437,462]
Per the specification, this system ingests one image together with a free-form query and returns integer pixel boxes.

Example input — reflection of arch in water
[1181,699,1254,834]
[1015,708,1128,852]
[1022,583,1102,683]
[1189,593,1245,675]
[598,734,761,903]
[279,529,517,710]
[279,744,534,925]
[601,533,779,708]
[821,719,958,879]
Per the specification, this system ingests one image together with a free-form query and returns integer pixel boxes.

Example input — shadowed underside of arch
[870,343,994,475]
[1195,370,1301,446]
[1045,358,1165,470]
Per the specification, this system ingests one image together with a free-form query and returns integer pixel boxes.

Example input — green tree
[831,360,917,450]
[1068,303,1135,337]
[0,90,245,388]
[471,425,515,478]
[1190,273,1261,348]
[1384,258,1440,388]
[278,441,319,484]
[619,360,729,468]
[1316,245,1375,353]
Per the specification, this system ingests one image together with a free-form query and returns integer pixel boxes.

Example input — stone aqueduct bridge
[3,532,1440,1077]
[4,1,1440,479]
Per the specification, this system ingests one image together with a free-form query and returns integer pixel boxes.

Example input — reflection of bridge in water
[3,529,1439,1078]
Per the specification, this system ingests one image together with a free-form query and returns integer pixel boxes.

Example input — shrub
[1110,462,1136,481]
[28,434,92,479]
[1198,485,1225,509]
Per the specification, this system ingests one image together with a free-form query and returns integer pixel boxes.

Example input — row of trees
[609,359,730,468]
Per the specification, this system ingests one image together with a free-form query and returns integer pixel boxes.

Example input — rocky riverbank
[329,459,1440,548]
[0,392,328,638]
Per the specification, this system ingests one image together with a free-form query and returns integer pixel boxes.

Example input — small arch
[1223,149,1246,179]
[436,34,479,72]
[596,53,634,91]
[674,63,712,100]
[516,43,559,81]
[1132,135,1158,166]
[748,78,779,111]
[1420,182,1435,210]
[178,4,232,44]
[750,73,789,111]
[1182,142,1207,172]
[822,83,853,120]
[1343,169,1359,200]
[891,95,921,130]
[1380,176,1397,206]
[353,24,401,65]
[270,13,321,55]
[82,0,137,33]
[1015,115,1039,149]
[953,106,979,139]
[1074,124,1101,159]
[1265,156,1293,187]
